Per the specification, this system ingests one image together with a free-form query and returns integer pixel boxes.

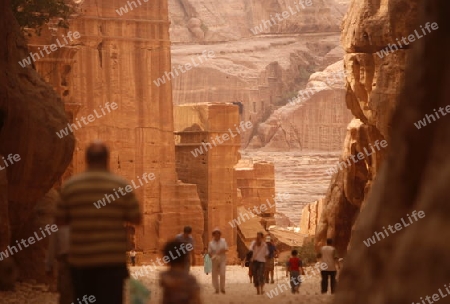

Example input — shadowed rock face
[316,0,419,254]
[335,0,450,302]
[0,0,75,285]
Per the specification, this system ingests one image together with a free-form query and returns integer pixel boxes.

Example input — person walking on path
[56,141,141,304]
[175,226,195,272]
[160,240,203,304]
[208,228,228,294]
[130,249,136,266]
[249,232,269,295]
[45,224,73,304]
[320,238,339,294]
[264,236,278,284]
[286,249,304,294]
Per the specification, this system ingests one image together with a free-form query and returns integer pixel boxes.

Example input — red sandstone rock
[174,103,242,260]
[24,0,206,261]
[315,0,418,254]
[0,0,75,285]
[335,0,450,302]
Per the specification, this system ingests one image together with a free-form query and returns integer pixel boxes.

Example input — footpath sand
[132,265,334,304]
[0,265,334,304]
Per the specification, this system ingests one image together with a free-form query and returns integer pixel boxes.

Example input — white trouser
[211,257,226,291]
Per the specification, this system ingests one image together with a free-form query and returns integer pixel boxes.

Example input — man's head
[86,141,109,169]
[183,226,192,237]
[212,227,221,241]
[326,238,333,246]
[256,232,264,242]
[291,249,298,257]
[164,240,189,267]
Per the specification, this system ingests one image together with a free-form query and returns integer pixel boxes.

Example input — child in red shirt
[286,249,304,294]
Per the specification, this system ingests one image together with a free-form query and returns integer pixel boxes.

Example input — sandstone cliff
[316,0,418,254]
[169,0,350,42]
[0,0,75,286]
[335,0,450,302]
[171,35,344,146]
[251,60,353,151]
[25,0,206,262]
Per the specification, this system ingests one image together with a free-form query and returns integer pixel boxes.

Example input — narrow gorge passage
[1,0,448,303]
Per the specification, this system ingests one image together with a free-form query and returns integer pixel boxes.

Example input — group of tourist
[46,141,340,304]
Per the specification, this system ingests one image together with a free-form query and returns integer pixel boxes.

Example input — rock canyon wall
[335,0,450,302]
[169,0,351,150]
[68,0,207,253]
[169,0,354,226]
[26,0,206,258]
[0,0,75,285]
[170,35,343,147]
[251,60,353,151]
[315,0,418,255]
[169,0,349,42]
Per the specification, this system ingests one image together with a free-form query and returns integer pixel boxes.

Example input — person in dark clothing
[160,240,202,304]
[320,238,339,294]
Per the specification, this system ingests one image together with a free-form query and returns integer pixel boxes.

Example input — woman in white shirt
[249,232,269,295]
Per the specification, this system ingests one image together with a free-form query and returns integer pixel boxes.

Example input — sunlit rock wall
[27,0,205,253]
[174,103,240,259]
[299,198,323,235]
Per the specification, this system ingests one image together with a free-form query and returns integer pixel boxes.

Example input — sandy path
[133,265,334,304]
[0,265,334,304]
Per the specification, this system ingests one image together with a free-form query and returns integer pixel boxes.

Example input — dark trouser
[71,265,128,304]
[130,257,135,266]
[57,255,73,304]
[252,261,265,287]
[290,270,300,292]
[321,270,337,294]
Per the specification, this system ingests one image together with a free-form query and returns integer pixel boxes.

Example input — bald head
[86,141,109,169]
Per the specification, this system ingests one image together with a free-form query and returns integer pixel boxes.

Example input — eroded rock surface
[171,35,343,146]
[24,0,206,257]
[335,0,450,302]
[169,0,350,42]
[315,0,419,253]
[0,0,75,284]
[251,60,353,151]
